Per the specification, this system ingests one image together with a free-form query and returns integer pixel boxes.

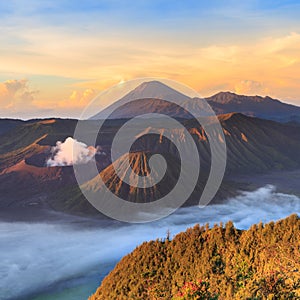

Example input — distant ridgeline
[1,114,300,217]
[90,214,300,300]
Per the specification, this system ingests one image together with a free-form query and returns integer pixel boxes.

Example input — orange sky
[0,1,300,118]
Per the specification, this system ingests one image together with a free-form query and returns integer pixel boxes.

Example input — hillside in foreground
[90,214,300,300]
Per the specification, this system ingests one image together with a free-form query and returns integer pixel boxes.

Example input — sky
[0,0,300,119]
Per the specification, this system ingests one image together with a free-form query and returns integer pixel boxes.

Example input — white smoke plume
[47,137,99,167]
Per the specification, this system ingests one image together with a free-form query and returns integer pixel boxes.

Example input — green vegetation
[90,214,300,299]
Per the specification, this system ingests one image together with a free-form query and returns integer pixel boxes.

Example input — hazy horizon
[1,86,300,121]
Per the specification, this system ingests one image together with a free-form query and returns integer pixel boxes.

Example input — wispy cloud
[0,1,300,117]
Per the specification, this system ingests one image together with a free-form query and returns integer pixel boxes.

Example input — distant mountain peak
[207,91,269,104]
[205,91,300,122]
[136,80,171,90]
[121,80,190,102]
[92,80,194,119]
[214,91,237,97]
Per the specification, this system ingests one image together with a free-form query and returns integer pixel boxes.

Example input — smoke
[47,137,100,167]
[0,185,299,300]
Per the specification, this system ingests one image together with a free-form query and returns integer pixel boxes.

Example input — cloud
[0,185,299,299]
[46,137,99,167]
[234,80,269,96]
[1,29,300,118]
[0,79,38,110]
[30,88,97,117]
[58,88,97,108]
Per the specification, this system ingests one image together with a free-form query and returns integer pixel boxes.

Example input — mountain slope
[0,118,78,171]
[0,119,24,135]
[93,81,211,119]
[122,113,300,174]
[90,214,300,300]
[74,113,300,210]
[217,113,300,173]
[1,114,300,217]
[82,151,180,203]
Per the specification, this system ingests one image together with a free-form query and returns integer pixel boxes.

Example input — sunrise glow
[0,1,300,118]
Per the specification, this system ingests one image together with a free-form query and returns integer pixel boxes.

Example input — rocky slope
[1,113,300,217]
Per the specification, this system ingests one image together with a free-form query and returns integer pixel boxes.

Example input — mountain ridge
[92,81,300,122]
[206,91,300,122]
[1,92,300,218]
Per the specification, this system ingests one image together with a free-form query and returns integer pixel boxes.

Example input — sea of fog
[0,185,299,300]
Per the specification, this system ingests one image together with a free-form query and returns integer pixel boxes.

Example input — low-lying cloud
[47,137,99,167]
[0,185,299,299]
